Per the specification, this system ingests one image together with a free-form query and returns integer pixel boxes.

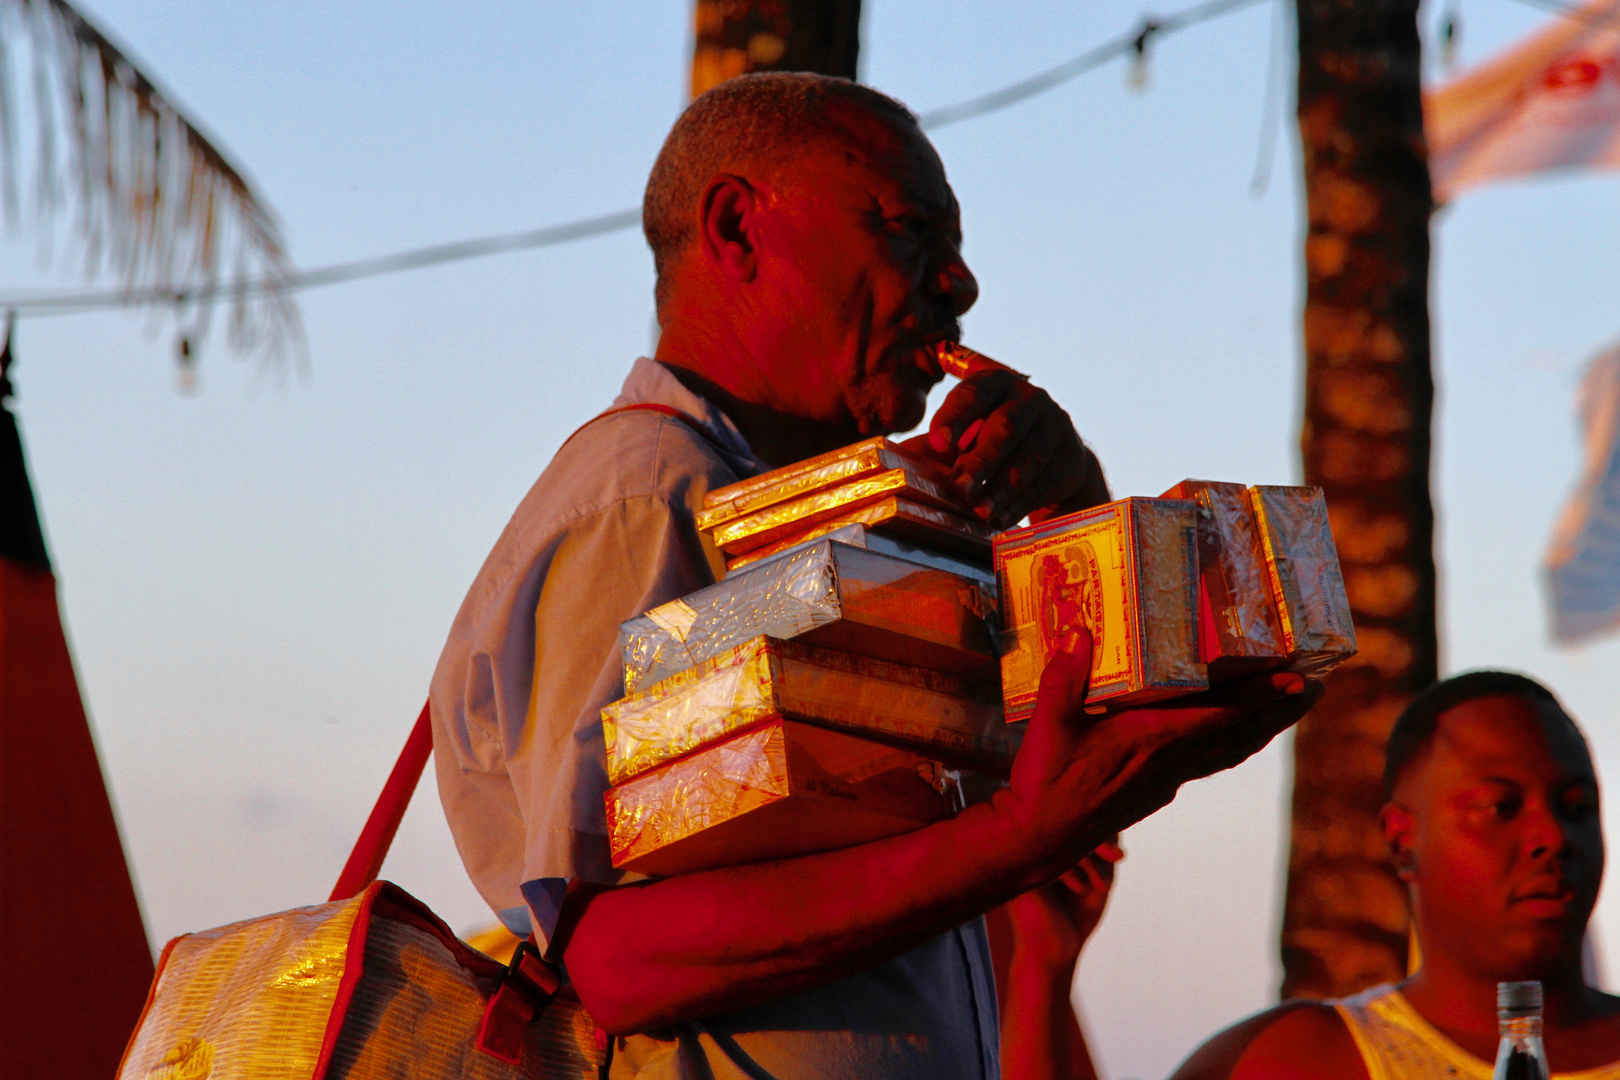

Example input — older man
[431,72,1314,1080]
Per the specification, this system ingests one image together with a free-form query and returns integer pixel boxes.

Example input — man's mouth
[912,332,960,382]
[899,340,948,384]
[1511,879,1579,918]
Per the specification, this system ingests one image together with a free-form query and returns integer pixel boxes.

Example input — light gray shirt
[431,356,999,1080]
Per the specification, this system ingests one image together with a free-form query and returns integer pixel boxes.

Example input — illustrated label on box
[603,635,1012,784]
[606,719,961,877]
[994,497,1205,719]
[1248,485,1358,678]
[621,539,999,692]
[1162,479,1286,681]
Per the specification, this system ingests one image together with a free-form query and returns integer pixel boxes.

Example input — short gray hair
[643,72,918,311]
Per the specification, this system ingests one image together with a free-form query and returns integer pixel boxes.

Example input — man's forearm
[561,794,1087,1034]
[1000,952,1099,1080]
[560,642,1317,1034]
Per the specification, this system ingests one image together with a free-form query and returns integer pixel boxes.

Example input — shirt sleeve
[513,492,719,950]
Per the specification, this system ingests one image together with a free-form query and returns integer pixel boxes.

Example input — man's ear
[699,174,760,284]
[1380,802,1417,882]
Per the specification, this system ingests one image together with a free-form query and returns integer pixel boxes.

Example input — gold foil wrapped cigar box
[698,437,956,531]
[1247,486,1358,679]
[1161,479,1288,682]
[620,539,1000,692]
[994,497,1206,720]
[725,497,994,570]
[602,634,1013,784]
[707,471,978,556]
[607,720,962,877]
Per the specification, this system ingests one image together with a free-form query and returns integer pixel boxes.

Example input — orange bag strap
[329,402,711,902]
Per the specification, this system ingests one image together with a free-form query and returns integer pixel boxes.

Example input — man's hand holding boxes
[601,411,1357,880]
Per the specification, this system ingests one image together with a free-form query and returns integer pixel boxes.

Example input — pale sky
[9,2,1620,1078]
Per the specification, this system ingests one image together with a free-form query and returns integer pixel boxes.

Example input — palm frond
[0,0,299,362]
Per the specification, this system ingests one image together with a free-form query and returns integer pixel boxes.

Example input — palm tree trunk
[1282,0,1437,1000]
[691,0,862,98]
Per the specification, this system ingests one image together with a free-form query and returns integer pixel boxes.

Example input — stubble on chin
[847,383,927,437]
[847,360,934,437]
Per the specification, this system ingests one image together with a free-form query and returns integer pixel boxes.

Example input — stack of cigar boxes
[993,480,1357,720]
[600,418,1361,878]
[602,440,1007,878]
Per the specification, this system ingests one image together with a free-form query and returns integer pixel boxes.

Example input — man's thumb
[1030,627,1093,725]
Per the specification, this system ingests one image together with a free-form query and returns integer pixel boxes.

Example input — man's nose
[1526,802,1573,859]
[934,252,978,317]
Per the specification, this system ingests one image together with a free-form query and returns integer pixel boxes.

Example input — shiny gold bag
[116,707,605,1080]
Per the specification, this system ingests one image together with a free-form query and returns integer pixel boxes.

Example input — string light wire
[0,0,1272,320]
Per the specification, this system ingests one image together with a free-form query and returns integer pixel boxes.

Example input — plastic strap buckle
[476,940,564,1063]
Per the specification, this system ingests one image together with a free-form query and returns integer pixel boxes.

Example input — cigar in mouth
[932,341,1030,381]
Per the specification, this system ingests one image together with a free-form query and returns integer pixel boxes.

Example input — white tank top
[1334,984,1620,1080]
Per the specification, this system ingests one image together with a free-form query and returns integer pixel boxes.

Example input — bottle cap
[1498,981,1543,1015]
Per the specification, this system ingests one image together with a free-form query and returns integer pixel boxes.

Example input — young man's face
[1385,694,1604,981]
[746,106,979,436]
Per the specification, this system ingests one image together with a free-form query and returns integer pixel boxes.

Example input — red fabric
[329,703,434,901]
[0,557,155,1074]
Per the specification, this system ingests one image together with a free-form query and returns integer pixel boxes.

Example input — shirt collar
[612,356,768,476]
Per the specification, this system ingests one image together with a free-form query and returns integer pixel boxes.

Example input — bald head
[643,72,920,310]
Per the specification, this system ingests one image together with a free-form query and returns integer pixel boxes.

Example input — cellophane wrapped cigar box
[993,497,1206,720]
[620,538,1000,692]
[606,719,963,877]
[1247,485,1358,679]
[726,521,995,585]
[1161,479,1288,682]
[724,497,993,570]
[602,634,1013,784]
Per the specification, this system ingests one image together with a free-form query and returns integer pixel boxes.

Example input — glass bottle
[1494,981,1550,1080]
